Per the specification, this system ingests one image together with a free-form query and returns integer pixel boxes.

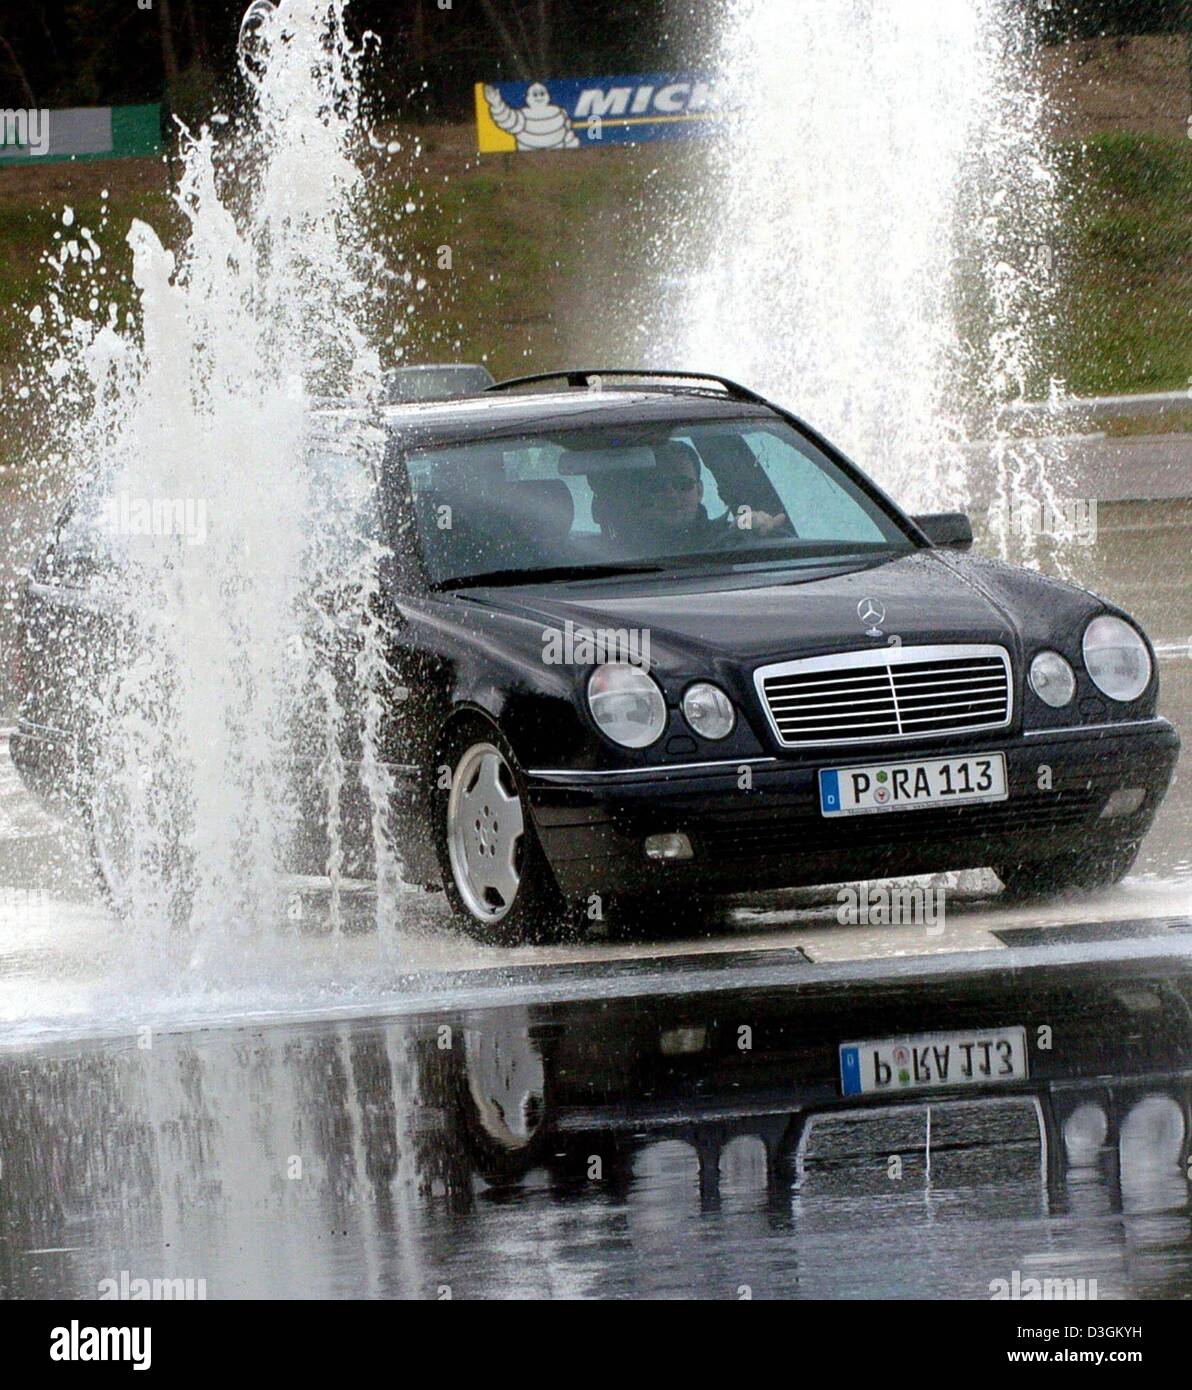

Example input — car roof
[312,388,777,449]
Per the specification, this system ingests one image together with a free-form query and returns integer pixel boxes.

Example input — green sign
[0,104,161,165]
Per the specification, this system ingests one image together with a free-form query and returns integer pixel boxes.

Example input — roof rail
[485,369,772,406]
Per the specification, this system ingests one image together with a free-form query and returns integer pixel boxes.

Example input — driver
[641,441,788,546]
[641,441,718,543]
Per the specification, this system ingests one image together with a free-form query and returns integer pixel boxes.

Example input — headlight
[1028,650,1075,708]
[682,681,735,739]
[587,663,667,748]
[1083,615,1151,702]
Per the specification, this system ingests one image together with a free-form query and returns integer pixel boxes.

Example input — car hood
[461,550,1021,667]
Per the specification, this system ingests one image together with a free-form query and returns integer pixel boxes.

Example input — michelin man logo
[483,81,579,150]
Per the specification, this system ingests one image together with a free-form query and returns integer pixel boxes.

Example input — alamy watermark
[990,1270,1098,1301]
[1010,497,1098,547]
[98,1270,206,1300]
[0,109,50,157]
[102,493,208,547]
[50,1321,151,1370]
[541,619,650,668]
[837,881,946,933]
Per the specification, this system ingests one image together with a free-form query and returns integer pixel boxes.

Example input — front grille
[754,644,1012,748]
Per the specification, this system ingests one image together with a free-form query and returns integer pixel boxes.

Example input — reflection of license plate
[839,1027,1028,1097]
[819,751,1006,817]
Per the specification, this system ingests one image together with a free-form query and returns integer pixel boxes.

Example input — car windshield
[403,417,917,586]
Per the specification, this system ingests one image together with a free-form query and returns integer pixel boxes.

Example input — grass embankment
[1058,131,1192,397]
[0,132,681,469]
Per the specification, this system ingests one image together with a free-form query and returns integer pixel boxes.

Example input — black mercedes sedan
[10,370,1180,942]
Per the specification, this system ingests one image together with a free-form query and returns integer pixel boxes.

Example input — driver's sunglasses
[653,471,698,495]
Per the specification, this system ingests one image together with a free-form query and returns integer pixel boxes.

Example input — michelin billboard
[474,75,723,152]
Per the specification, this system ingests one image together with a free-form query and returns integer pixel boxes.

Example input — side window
[744,430,886,542]
[561,474,596,533]
[504,445,554,481]
[406,457,432,491]
[494,443,598,534]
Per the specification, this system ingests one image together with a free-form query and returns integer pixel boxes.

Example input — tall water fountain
[23,0,403,966]
[671,0,1071,553]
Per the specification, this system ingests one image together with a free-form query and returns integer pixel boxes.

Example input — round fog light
[682,682,735,740]
[659,1026,707,1056]
[1100,787,1146,819]
[644,832,694,861]
[1029,650,1076,708]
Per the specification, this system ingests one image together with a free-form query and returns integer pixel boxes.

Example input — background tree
[0,0,1185,121]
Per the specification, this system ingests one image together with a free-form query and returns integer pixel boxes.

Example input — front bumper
[525,718,1181,898]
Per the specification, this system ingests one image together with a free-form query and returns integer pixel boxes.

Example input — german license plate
[839,1026,1028,1096]
[819,751,1006,817]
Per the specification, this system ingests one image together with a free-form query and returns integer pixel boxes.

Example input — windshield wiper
[432,544,915,590]
[665,540,915,569]
[433,560,670,590]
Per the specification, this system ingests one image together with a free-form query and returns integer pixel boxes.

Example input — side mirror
[913,512,973,551]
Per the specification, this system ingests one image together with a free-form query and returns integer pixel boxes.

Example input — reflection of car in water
[460,1009,549,1172]
[418,942,1192,1225]
[10,369,1179,942]
[1,941,1188,1296]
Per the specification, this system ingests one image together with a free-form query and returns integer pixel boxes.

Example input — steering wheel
[706,509,796,549]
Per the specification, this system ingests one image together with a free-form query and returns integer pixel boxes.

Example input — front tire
[434,717,576,945]
[83,792,194,929]
[79,743,194,930]
[995,840,1140,898]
